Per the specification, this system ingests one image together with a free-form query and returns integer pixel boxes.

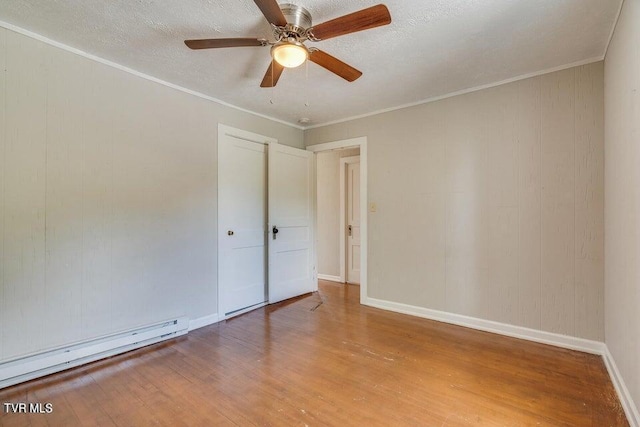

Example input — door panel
[218,133,267,316]
[268,143,315,303]
[347,161,361,284]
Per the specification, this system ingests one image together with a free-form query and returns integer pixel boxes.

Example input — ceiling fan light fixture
[271,41,308,68]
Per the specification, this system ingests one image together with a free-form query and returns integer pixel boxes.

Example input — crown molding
[304,56,604,130]
[0,20,304,130]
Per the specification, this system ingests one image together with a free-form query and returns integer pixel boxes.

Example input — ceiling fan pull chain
[269,61,276,105]
[270,61,274,104]
[305,60,310,107]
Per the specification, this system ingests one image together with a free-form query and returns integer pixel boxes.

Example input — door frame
[339,155,360,284]
[307,137,368,303]
[217,124,276,320]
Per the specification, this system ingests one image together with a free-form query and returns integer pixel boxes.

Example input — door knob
[272,225,279,240]
[348,225,352,236]
[228,230,234,236]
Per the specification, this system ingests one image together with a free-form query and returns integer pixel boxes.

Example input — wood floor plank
[0,281,627,426]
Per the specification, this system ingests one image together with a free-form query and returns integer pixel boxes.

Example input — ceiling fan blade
[253,0,287,26]
[307,4,391,41]
[309,50,362,82]
[184,38,265,50]
[260,60,285,87]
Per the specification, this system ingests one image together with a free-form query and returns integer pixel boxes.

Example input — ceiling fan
[184,0,392,87]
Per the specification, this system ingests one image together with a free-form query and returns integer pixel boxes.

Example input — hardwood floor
[0,280,627,426]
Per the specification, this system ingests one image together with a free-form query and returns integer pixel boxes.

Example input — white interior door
[218,127,271,316]
[268,142,315,303]
[346,161,361,284]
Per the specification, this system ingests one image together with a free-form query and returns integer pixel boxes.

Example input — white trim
[604,0,626,58]
[304,56,604,130]
[306,138,364,152]
[0,20,303,130]
[340,155,360,284]
[307,137,368,303]
[188,313,220,331]
[218,123,278,146]
[603,347,640,426]
[360,141,368,304]
[318,274,343,283]
[0,318,188,390]
[363,297,605,354]
[310,150,318,292]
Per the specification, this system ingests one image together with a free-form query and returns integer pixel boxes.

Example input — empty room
[0,0,638,425]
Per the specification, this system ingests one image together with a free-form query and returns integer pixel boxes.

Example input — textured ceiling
[0,0,622,127]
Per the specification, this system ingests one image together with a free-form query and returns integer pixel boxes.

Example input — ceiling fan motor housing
[280,3,312,33]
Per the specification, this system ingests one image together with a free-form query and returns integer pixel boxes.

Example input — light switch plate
[369,202,377,212]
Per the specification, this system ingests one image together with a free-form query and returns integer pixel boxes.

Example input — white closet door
[218,127,270,316]
[268,142,315,303]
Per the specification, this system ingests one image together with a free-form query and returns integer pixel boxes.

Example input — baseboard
[363,297,605,354]
[363,296,640,425]
[188,313,220,331]
[603,347,640,426]
[318,274,343,283]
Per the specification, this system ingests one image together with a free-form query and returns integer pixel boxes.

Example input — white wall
[316,148,359,277]
[604,0,640,416]
[306,62,604,341]
[0,27,302,362]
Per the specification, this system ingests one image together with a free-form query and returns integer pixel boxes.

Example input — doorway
[315,149,360,284]
[307,137,368,303]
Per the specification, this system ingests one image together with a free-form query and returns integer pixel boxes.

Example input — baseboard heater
[0,317,189,390]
